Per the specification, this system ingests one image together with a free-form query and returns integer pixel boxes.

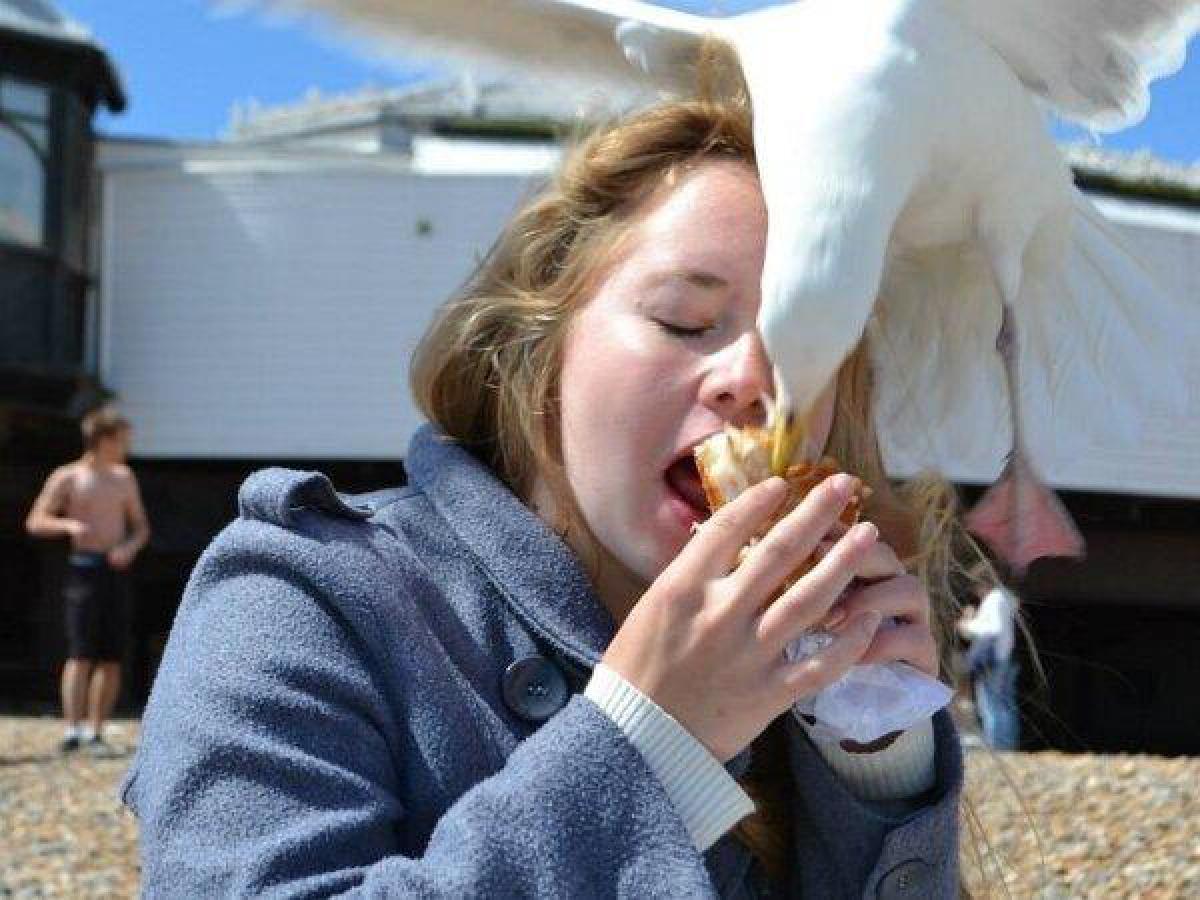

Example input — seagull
[252,0,1200,571]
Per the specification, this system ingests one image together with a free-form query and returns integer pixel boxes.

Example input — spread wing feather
[1023,193,1193,459]
[249,0,708,97]
[948,0,1200,130]
[873,190,1192,478]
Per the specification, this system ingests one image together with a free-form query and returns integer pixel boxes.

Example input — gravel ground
[1,718,140,899]
[960,746,1199,898]
[1,715,1196,898]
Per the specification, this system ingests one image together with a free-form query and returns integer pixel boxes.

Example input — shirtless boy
[26,407,151,755]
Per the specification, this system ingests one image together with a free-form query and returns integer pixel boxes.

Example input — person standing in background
[958,581,1021,751]
[25,407,151,756]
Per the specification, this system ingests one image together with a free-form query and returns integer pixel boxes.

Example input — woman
[123,88,965,897]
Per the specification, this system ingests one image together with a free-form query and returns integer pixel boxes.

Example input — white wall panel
[101,165,535,458]
[100,159,1200,497]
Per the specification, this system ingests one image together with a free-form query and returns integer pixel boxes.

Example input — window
[0,77,51,249]
[0,124,45,246]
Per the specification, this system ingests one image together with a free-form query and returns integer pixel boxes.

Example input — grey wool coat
[122,424,964,899]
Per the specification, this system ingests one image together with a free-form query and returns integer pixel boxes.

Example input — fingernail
[860,611,882,634]
[830,474,858,499]
[823,606,847,630]
[853,522,878,544]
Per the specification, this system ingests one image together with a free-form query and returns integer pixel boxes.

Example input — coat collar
[406,424,616,670]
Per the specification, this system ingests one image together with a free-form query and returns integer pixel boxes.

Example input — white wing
[948,0,1200,130]
[1023,193,1194,456]
[874,189,1194,478]
[248,0,711,98]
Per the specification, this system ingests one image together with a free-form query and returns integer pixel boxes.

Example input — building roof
[0,0,87,40]
[226,78,1200,203]
[225,75,640,144]
[1064,144,1200,206]
[0,0,126,111]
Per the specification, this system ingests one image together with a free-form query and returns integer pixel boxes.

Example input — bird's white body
[252,0,1198,555]
[725,0,1194,476]
[730,0,1076,417]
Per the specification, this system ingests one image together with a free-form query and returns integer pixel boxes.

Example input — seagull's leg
[965,297,1084,574]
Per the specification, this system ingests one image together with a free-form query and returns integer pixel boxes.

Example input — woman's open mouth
[664,455,711,524]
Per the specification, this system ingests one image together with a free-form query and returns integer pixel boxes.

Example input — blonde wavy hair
[411,51,995,889]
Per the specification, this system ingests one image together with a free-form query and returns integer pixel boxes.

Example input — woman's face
[549,160,836,602]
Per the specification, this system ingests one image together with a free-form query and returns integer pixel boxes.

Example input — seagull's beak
[769,407,807,476]
[768,367,807,476]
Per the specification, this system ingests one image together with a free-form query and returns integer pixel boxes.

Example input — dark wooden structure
[1,0,124,704]
[1016,492,1200,754]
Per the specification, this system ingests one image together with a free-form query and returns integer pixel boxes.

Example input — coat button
[502,656,569,722]
[877,859,933,899]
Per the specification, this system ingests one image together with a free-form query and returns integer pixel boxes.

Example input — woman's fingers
[755,521,880,649]
[858,621,940,677]
[812,536,905,583]
[777,610,882,698]
[851,540,906,581]
[680,476,789,579]
[824,576,937,675]
[831,574,931,628]
[733,474,861,601]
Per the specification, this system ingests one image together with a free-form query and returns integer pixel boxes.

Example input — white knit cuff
[800,717,936,802]
[585,664,755,852]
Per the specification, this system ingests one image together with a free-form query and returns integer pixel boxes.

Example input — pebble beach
[1,715,1196,898]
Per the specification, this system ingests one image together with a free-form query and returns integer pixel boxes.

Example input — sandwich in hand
[696,427,954,751]
[693,425,870,585]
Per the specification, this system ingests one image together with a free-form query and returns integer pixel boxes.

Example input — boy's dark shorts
[63,553,131,662]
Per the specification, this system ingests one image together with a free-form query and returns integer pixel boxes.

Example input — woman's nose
[702,331,772,426]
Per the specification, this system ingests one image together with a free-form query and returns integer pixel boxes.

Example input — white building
[95,84,1200,500]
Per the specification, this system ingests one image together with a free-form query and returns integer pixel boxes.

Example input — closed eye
[655,319,714,339]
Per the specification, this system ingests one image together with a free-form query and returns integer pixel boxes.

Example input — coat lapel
[406,425,616,670]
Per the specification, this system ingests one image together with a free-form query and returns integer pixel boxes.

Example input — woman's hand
[818,539,939,678]
[600,473,887,763]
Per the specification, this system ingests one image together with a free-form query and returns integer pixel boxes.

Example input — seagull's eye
[655,319,714,339]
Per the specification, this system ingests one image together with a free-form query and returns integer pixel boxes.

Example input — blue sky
[60,0,1199,163]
